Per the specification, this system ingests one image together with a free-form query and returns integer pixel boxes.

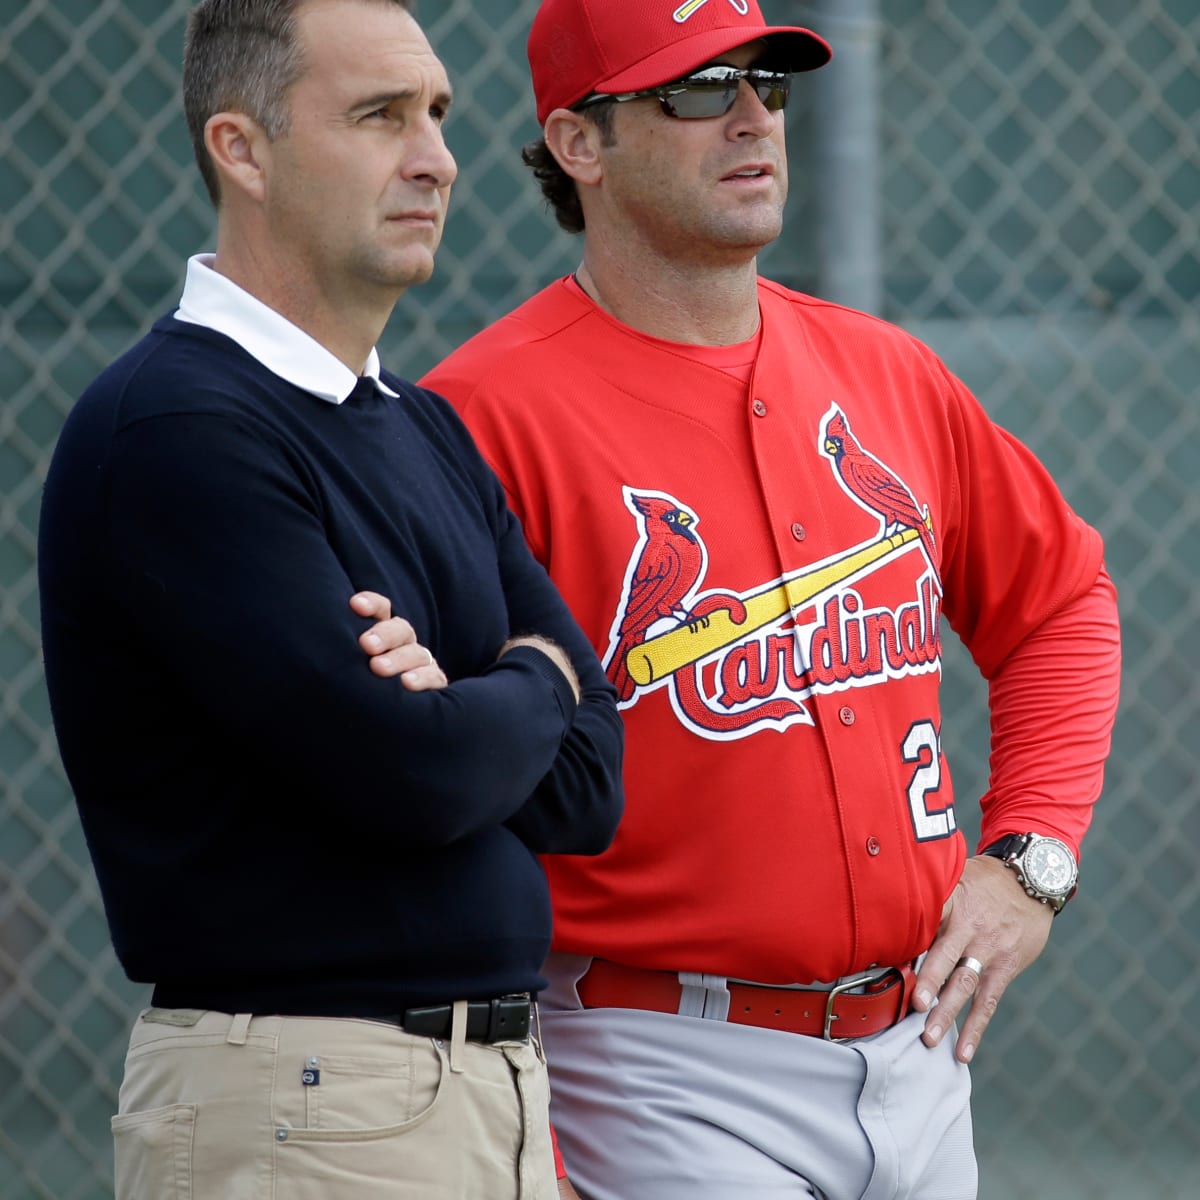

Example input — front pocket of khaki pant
[112,1103,195,1199]
[273,1047,476,1200]
[278,1042,446,1142]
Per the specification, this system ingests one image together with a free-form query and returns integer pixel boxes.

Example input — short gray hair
[183,0,412,206]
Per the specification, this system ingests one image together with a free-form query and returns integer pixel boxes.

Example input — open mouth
[723,166,771,182]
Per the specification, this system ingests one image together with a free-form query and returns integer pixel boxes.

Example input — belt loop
[678,972,708,1018]
[532,998,547,1065]
[226,1012,252,1046]
[449,999,468,1074]
[701,975,731,1021]
[678,973,731,1020]
[898,961,919,1014]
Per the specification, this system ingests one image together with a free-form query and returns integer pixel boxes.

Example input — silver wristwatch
[981,832,1078,914]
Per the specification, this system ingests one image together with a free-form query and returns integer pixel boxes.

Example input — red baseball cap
[528,0,832,124]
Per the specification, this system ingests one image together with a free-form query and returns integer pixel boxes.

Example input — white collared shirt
[174,254,398,405]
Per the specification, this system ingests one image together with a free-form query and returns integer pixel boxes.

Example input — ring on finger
[424,647,435,668]
[956,955,984,978]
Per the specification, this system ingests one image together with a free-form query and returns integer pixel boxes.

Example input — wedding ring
[424,647,435,668]
[956,955,984,978]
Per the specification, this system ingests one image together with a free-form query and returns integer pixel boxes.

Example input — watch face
[1024,838,1076,897]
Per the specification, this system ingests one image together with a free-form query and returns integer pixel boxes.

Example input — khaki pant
[112,1007,554,1199]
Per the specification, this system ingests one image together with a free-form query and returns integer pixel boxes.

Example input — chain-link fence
[2,1,1197,1197]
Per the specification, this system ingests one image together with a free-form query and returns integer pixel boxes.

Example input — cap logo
[674,0,751,24]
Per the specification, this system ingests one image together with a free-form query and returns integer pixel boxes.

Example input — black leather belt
[385,994,532,1043]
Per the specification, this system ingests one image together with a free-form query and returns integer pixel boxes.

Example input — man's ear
[204,111,271,204]
[543,108,605,187]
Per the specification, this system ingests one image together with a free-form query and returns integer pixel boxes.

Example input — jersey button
[752,398,768,417]
[790,522,807,541]
[838,705,855,725]
[866,837,882,856]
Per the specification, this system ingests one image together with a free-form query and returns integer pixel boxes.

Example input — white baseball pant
[539,954,977,1200]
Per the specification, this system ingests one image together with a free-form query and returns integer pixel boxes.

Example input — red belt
[576,959,917,1041]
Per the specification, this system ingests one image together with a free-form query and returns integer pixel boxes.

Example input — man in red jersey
[418,1,1118,1196]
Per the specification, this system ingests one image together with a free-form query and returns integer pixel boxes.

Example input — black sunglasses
[576,66,792,121]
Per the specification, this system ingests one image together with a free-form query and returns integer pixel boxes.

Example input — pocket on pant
[112,1103,195,1200]
[281,1042,445,1141]
[275,1042,544,1200]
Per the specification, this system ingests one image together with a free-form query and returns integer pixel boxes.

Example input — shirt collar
[173,254,398,405]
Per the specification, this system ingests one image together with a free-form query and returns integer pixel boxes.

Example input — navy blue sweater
[38,315,624,1015]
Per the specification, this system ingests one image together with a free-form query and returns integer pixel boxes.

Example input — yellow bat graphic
[626,527,923,687]
[674,0,751,19]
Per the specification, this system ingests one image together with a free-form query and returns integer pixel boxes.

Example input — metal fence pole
[805,0,883,314]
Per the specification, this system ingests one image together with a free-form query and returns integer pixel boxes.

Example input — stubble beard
[674,159,788,261]
[355,227,442,296]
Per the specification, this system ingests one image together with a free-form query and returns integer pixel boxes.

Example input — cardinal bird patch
[604,492,707,703]
[602,409,943,739]
[822,408,936,562]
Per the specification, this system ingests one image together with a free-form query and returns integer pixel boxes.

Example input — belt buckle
[822,966,901,1040]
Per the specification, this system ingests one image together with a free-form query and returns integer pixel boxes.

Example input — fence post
[804,0,883,315]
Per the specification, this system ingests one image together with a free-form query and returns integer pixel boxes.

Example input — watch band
[981,833,1028,861]
[981,832,1077,913]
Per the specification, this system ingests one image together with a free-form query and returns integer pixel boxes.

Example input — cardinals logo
[604,410,942,739]
[822,408,936,563]
[604,492,706,702]
[603,488,808,733]
[674,0,751,22]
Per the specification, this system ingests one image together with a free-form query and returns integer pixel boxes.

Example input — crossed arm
[351,589,584,1200]
[350,588,581,701]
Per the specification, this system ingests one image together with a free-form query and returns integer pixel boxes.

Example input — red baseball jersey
[423,277,1104,983]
